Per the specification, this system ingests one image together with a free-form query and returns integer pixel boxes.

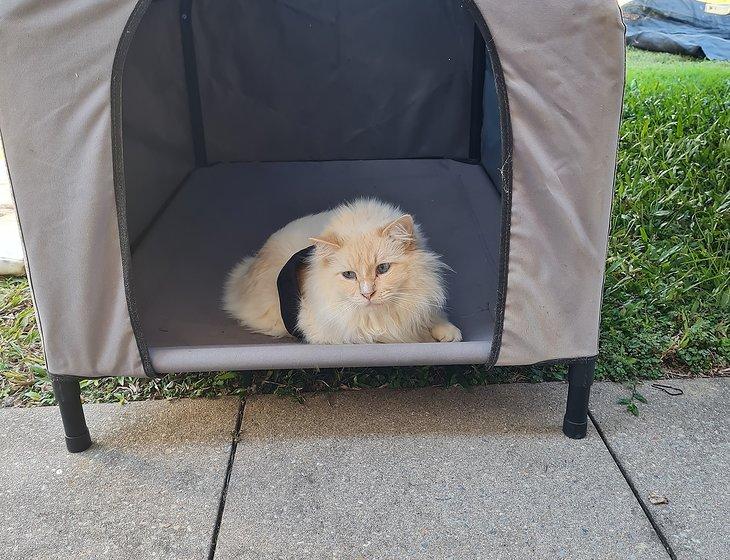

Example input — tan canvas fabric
[474,0,625,365]
[0,0,145,376]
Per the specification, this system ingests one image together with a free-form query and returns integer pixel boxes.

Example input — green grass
[1,49,728,407]
[626,48,730,81]
[598,48,730,382]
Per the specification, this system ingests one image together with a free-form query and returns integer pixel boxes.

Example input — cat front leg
[429,312,462,342]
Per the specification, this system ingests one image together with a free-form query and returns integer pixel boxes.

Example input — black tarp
[622,0,730,60]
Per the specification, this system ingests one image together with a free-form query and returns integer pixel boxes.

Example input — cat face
[310,215,422,309]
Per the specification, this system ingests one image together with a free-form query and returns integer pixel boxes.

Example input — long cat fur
[222,198,461,344]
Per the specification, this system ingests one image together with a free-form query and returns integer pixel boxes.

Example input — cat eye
[341,271,356,279]
[376,263,391,275]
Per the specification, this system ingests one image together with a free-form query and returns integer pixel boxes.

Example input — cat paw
[431,322,462,342]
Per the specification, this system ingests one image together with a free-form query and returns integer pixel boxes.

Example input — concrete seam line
[588,410,677,560]
[208,398,246,560]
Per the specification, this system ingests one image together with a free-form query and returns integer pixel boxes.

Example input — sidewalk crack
[208,398,245,560]
[588,410,677,560]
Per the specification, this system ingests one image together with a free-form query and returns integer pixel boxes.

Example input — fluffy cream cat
[223,198,461,344]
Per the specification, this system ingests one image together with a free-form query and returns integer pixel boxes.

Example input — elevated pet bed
[0,0,625,451]
[133,159,502,371]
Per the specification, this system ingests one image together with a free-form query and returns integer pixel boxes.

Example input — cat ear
[382,214,415,248]
[309,234,341,252]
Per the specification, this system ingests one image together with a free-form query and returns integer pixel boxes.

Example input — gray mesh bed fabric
[131,159,501,372]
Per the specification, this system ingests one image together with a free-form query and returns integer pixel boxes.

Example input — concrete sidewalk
[0,379,727,559]
[0,398,239,559]
[591,380,729,560]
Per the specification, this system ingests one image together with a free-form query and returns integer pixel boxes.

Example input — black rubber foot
[562,358,595,440]
[562,417,588,439]
[52,375,92,453]
[65,431,92,453]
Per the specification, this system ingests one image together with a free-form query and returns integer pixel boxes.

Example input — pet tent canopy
[0,0,625,450]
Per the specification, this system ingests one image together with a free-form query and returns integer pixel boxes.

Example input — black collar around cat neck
[276,245,314,341]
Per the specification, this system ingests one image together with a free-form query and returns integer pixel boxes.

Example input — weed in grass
[618,382,648,416]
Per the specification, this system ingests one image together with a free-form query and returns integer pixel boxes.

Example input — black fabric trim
[180,0,207,166]
[463,1,514,369]
[518,355,598,370]
[468,23,486,161]
[111,0,157,377]
[277,246,314,341]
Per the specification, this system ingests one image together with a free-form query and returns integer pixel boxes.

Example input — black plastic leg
[562,359,595,439]
[51,375,92,453]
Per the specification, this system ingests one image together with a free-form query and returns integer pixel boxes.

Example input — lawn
[601,48,729,382]
[1,48,728,407]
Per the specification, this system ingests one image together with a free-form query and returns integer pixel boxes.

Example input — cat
[223,198,462,344]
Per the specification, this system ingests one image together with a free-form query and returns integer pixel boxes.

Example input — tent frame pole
[562,358,595,439]
[51,375,92,453]
[180,0,207,166]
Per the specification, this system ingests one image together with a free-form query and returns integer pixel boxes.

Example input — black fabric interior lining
[122,0,196,246]
[191,0,477,163]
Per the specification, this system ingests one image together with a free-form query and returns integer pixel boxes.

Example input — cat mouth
[359,299,382,307]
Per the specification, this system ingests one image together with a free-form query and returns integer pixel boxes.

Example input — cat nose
[360,284,375,299]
